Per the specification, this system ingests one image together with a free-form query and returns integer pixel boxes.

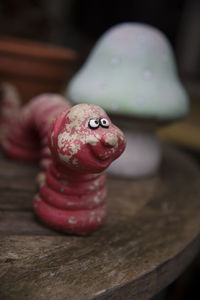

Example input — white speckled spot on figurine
[67,22,189,178]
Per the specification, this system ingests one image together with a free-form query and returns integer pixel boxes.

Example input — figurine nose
[102,133,118,147]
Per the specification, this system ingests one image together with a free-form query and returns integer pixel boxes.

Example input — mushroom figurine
[67,23,189,178]
[34,104,126,234]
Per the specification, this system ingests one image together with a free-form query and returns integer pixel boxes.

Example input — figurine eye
[88,119,99,129]
[100,118,109,128]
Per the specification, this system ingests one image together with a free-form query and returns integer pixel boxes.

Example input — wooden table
[0,146,200,300]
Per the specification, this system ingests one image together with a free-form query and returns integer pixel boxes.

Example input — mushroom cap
[67,23,189,120]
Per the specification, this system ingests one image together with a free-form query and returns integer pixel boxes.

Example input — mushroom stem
[108,129,162,178]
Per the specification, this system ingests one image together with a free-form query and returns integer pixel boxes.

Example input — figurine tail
[0,82,21,143]
[1,92,71,169]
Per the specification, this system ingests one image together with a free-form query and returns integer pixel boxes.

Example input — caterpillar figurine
[1,93,126,234]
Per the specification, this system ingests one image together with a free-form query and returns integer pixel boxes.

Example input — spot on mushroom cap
[67,23,189,120]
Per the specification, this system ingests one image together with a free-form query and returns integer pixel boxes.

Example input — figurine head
[49,104,126,173]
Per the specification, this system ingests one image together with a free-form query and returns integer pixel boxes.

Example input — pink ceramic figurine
[1,95,126,234]
[34,104,126,234]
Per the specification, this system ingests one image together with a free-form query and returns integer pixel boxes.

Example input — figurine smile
[89,134,120,163]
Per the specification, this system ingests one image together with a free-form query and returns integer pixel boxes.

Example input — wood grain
[0,147,200,300]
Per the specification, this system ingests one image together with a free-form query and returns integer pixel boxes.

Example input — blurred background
[0,0,200,151]
[0,0,199,81]
[0,0,199,299]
